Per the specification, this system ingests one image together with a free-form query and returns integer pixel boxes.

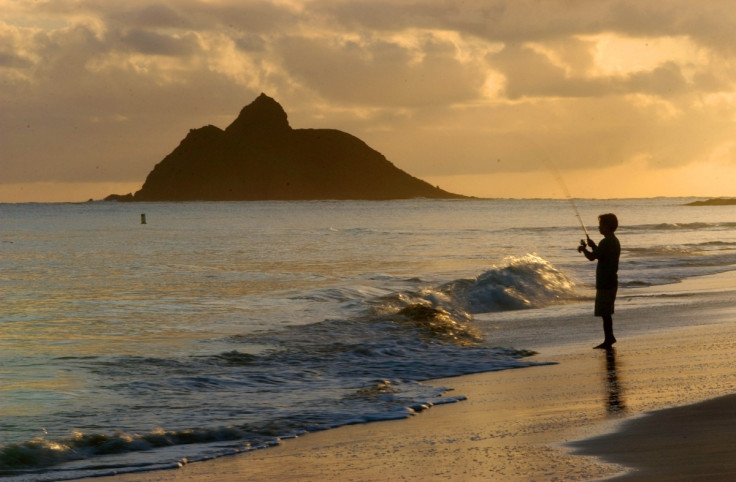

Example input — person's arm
[581,247,596,261]
[579,236,598,261]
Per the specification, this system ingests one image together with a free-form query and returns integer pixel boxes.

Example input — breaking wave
[0,255,572,480]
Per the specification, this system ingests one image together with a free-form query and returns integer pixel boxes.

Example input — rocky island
[106,94,466,201]
[685,198,736,206]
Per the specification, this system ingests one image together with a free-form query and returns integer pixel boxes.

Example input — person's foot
[594,339,616,349]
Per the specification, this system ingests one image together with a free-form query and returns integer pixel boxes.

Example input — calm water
[2,198,736,480]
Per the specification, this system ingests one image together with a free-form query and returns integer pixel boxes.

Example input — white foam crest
[371,254,576,343]
[443,254,576,314]
[0,426,256,477]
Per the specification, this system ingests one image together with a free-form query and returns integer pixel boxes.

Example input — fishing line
[549,165,589,239]
[518,135,590,239]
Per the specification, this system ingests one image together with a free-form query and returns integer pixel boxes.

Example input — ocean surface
[2,198,736,480]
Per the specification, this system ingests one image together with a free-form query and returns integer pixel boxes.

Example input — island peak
[106,94,466,202]
[225,92,290,135]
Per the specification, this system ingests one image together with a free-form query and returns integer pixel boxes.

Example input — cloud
[109,3,192,29]
[0,49,33,69]
[1,0,736,199]
[0,16,259,184]
[98,0,300,34]
[276,32,487,106]
[118,28,200,56]
[488,44,700,100]
[316,0,736,56]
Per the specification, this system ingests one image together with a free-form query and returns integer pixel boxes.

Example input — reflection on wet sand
[603,348,626,414]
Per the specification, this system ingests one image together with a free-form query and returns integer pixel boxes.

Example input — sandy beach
[86,271,736,481]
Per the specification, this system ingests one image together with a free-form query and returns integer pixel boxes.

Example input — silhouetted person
[578,213,620,349]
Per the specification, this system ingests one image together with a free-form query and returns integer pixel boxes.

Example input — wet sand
[571,393,736,481]
[86,272,736,481]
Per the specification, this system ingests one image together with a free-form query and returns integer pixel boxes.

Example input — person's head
[598,213,618,235]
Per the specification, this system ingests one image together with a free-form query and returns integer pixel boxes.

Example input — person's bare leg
[594,315,616,349]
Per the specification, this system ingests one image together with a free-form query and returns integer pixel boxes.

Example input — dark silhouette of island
[106,93,466,201]
[685,198,736,206]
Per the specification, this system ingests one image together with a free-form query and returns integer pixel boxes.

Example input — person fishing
[578,213,620,349]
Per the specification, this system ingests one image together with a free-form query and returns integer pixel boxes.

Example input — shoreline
[83,271,736,481]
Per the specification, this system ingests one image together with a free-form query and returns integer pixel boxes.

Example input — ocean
[2,198,736,480]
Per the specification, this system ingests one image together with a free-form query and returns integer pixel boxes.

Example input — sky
[2,0,736,202]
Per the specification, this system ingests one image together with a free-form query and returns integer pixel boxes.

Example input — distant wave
[627,222,736,231]
[509,221,736,235]
[626,245,696,257]
[625,242,736,260]
[621,242,736,288]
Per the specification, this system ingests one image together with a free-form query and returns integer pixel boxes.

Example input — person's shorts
[594,287,617,316]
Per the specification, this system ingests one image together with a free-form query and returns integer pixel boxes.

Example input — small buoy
[141,213,147,224]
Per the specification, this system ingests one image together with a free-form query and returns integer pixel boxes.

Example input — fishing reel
[578,239,587,252]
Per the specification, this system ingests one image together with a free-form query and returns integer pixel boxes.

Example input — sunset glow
[2,1,735,202]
